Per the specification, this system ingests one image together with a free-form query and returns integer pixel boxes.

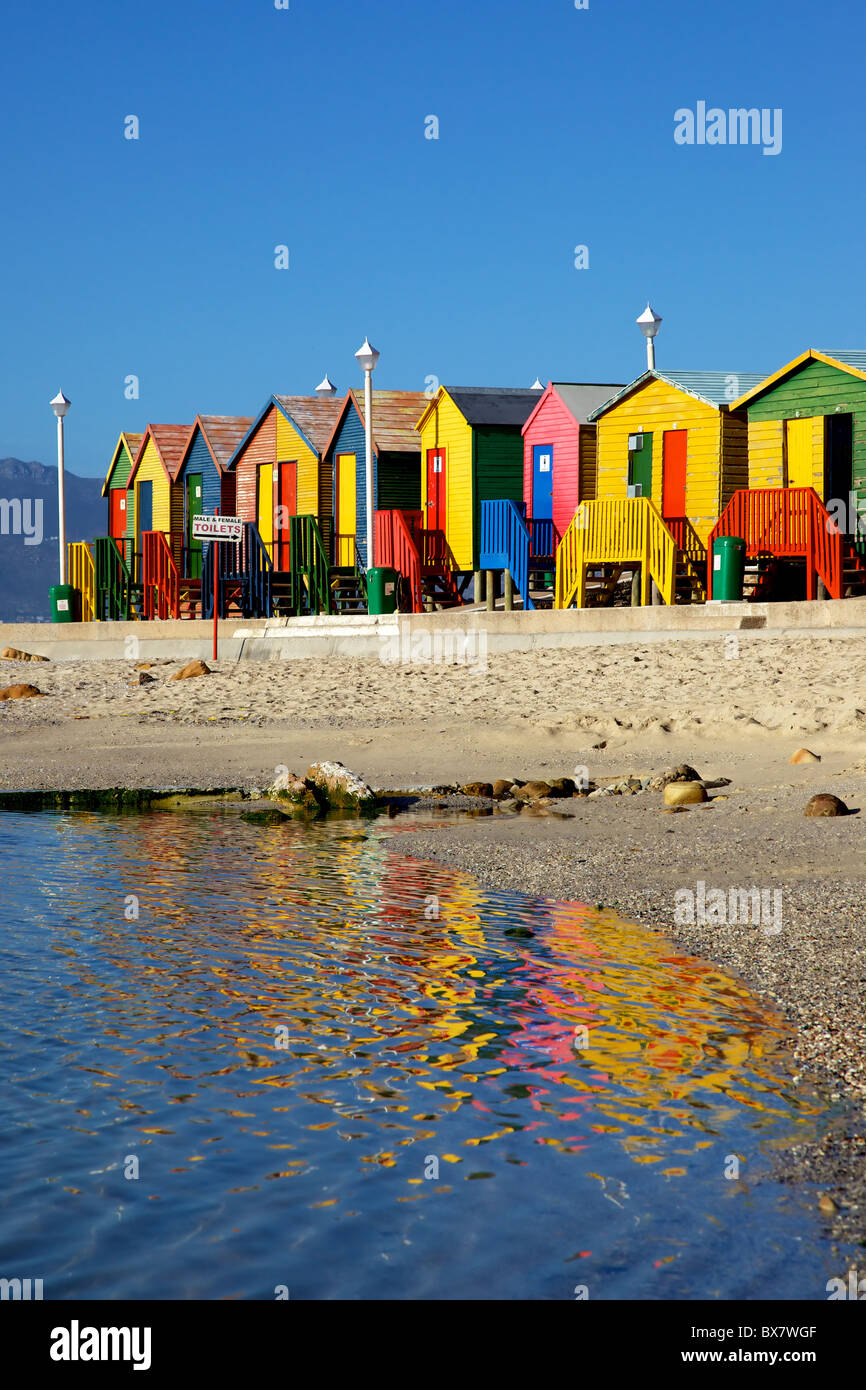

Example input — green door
[187,474,203,578]
[629,432,653,497]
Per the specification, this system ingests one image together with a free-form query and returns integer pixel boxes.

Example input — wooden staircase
[555,498,677,609]
[329,538,368,613]
[374,509,462,612]
[708,487,842,601]
[94,536,142,620]
[67,542,96,622]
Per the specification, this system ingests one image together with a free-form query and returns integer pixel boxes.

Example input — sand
[2,632,865,1244]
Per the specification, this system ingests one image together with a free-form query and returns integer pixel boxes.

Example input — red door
[426,448,446,532]
[275,461,297,570]
[662,431,687,519]
[109,487,127,539]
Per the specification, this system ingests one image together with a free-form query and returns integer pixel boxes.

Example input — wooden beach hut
[101,432,143,569]
[175,415,251,581]
[555,369,762,609]
[714,350,866,599]
[125,424,191,618]
[522,382,623,540]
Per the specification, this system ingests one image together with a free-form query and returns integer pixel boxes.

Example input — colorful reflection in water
[0,810,848,1300]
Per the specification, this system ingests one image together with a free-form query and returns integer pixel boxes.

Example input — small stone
[663,781,708,807]
[134,662,153,671]
[499,799,521,812]
[818,1194,838,1215]
[1,648,47,662]
[169,659,211,681]
[648,764,702,792]
[804,793,848,817]
[547,777,576,798]
[129,671,156,686]
[492,779,513,798]
[513,780,553,802]
[0,683,45,700]
[461,782,493,798]
[790,748,821,764]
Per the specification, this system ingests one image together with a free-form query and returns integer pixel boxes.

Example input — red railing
[142,530,180,619]
[375,509,423,612]
[708,488,841,600]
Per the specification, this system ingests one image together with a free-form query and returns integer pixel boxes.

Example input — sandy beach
[2,631,865,1245]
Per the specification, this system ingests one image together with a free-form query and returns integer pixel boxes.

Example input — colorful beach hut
[101,431,143,567]
[522,383,623,538]
[175,415,251,579]
[323,389,428,568]
[715,350,866,599]
[125,424,191,618]
[555,369,763,608]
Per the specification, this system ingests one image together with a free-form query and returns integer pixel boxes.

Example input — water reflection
[0,810,845,1300]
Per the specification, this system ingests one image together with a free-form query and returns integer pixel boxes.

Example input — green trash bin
[49,583,76,624]
[712,536,746,602]
[366,566,399,615]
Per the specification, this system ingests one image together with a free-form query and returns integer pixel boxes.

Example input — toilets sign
[192,514,243,542]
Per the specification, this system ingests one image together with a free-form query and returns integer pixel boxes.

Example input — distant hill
[0,458,104,622]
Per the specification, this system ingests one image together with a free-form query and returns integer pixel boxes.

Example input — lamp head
[50,389,71,418]
[354,338,380,374]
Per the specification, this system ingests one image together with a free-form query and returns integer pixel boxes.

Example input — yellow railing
[67,542,96,622]
[554,498,676,609]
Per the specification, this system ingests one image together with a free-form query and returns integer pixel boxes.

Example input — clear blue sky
[1,0,863,476]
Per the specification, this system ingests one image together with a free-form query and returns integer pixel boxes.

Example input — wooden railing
[665,517,708,600]
[555,498,676,609]
[375,509,423,612]
[478,499,534,609]
[142,531,179,620]
[290,515,330,615]
[708,487,841,600]
[67,542,96,622]
[526,518,558,562]
[94,536,138,620]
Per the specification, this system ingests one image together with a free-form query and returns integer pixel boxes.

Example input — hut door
[426,448,446,532]
[785,418,815,489]
[661,430,687,519]
[137,480,153,541]
[276,461,297,569]
[187,475,203,579]
[336,453,356,566]
[532,446,553,520]
[824,414,852,508]
[257,464,274,558]
[109,487,126,540]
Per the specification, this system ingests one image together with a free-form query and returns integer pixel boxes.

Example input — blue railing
[478,499,534,610]
[201,523,272,618]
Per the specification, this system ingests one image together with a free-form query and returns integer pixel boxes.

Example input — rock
[268,768,320,809]
[513,780,553,802]
[547,777,575,797]
[0,684,45,700]
[134,662,153,671]
[499,799,521,812]
[241,808,290,825]
[129,671,156,686]
[818,1194,838,1215]
[1,648,47,662]
[648,764,702,792]
[304,761,377,812]
[492,779,513,798]
[790,747,821,765]
[663,781,708,807]
[461,782,493,798]
[804,793,848,817]
[168,660,211,681]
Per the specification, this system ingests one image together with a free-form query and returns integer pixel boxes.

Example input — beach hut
[175,415,251,580]
[414,387,541,584]
[322,389,428,569]
[522,382,624,539]
[715,350,866,599]
[125,424,191,618]
[554,369,762,608]
[101,431,142,568]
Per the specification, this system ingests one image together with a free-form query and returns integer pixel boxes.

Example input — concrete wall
[4,597,866,664]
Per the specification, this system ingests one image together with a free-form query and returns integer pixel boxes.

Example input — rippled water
[0,809,848,1300]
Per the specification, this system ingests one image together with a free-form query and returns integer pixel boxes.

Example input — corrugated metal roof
[820,350,866,372]
[446,386,542,427]
[551,383,625,423]
[273,395,345,453]
[194,415,254,472]
[350,389,429,453]
[588,370,766,420]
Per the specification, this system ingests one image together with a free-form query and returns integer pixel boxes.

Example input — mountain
[0,458,104,622]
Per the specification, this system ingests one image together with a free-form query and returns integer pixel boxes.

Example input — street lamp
[636,303,662,371]
[50,390,71,585]
[354,337,380,569]
[316,373,338,397]
[530,377,544,390]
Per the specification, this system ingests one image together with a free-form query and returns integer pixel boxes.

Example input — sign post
[192,513,243,662]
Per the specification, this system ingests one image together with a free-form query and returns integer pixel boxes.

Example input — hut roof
[588,370,766,421]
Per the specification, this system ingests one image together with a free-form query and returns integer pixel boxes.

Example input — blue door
[138,480,153,536]
[532,445,553,520]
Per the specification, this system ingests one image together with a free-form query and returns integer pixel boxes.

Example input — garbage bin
[49,584,76,623]
[711,536,746,601]
[366,566,398,615]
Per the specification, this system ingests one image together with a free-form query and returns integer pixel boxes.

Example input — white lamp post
[636,304,662,371]
[354,337,380,569]
[50,390,71,585]
[316,373,338,397]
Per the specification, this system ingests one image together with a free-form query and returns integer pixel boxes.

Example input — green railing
[290,515,331,615]
[94,536,139,620]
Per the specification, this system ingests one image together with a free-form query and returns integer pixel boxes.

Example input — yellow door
[785,418,816,489]
[257,464,274,556]
[336,453,356,565]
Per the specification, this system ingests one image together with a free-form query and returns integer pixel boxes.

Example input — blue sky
[1,0,863,476]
